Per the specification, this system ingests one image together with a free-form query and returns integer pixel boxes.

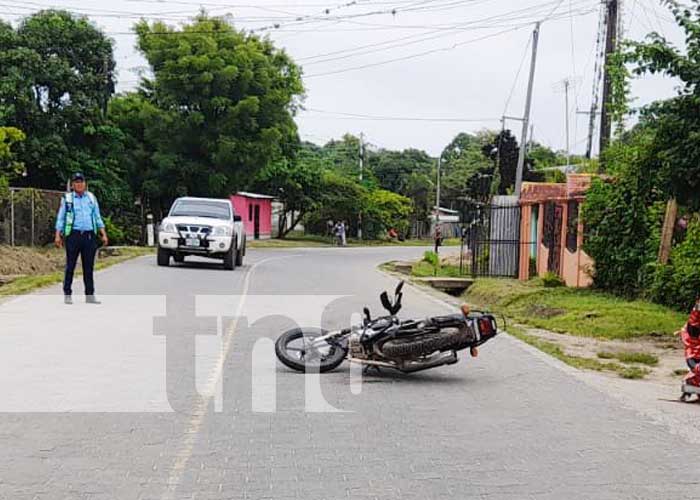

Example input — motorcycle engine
[348,332,367,359]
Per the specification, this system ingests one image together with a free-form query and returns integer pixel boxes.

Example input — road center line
[161,253,300,499]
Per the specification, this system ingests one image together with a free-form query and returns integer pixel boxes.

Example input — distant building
[518,174,594,287]
[230,192,274,240]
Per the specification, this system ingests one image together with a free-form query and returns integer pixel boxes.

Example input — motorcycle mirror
[395,281,404,296]
[363,307,371,320]
[380,291,393,312]
[392,293,403,315]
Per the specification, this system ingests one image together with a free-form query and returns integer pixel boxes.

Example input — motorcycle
[275,281,499,374]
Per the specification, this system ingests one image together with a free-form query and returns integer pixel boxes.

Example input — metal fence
[0,187,64,246]
[459,196,528,278]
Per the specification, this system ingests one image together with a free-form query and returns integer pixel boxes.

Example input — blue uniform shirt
[55,191,106,233]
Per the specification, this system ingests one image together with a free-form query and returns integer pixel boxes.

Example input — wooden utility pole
[599,0,619,159]
[658,198,678,265]
[515,22,540,198]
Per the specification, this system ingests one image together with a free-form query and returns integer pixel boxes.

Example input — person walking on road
[54,172,108,304]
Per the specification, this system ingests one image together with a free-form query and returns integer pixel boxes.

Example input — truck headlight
[212,226,232,236]
[161,223,176,234]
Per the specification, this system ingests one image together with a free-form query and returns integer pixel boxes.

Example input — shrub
[103,216,126,245]
[423,250,439,267]
[542,272,564,288]
[649,217,700,311]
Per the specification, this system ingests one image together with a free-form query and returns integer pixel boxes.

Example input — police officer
[54,172,109,304]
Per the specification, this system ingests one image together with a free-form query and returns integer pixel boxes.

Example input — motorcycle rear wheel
[380,328,471,359]
[275,328,347,373]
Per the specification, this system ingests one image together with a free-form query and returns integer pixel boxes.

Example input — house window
[248,204,253,221]
[543,202,555,249]
[566,201,579,253]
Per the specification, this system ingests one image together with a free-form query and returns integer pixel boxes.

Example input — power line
[302,107,501,122]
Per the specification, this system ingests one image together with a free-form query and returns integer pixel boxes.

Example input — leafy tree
[440,132,493,206]
[625,0,700,208]
[305,170,365,235]
[482,129,542,195]
[248,155,324,237]
[0,11,116,189]
[0,126,25,178]
[362,189,413,238]
[582,128,664,296]
[133,15,304,203]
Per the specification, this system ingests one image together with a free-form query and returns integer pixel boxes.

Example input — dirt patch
[526,304,566,319]
[521,325,686,387]
[0,245,64,276]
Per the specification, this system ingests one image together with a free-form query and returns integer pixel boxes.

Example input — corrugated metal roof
[234,191,276,200]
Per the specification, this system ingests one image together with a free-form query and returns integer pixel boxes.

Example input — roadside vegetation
[464,278,685,341]
[0,246,152,296]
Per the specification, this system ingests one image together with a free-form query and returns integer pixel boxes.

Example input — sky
[1,0,687,156]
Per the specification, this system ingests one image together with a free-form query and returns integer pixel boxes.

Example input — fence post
[10,188,14,247]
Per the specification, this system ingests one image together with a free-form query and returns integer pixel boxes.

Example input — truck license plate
[185,238,200,247]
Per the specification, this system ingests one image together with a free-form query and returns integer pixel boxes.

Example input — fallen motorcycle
[275,281,499,374]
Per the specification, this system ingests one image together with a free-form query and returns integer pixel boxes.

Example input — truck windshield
[170,200,231,220]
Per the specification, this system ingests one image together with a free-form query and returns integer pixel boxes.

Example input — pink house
[230,192,274,240]
[518,174,595,287]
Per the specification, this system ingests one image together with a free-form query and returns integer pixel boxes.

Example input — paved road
[0,247,698,499]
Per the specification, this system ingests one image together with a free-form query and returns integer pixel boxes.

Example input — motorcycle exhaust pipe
[399,351,458,373]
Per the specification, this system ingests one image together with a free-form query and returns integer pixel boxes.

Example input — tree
[481,129,542,195]
[439,132,494,207]
[0,11,116,189]
[0,127,25,179]
[133,15,304,203]
[625,0,700,209]
[249,155,324,237]
[305,170,366,235]
[363,189,413,239]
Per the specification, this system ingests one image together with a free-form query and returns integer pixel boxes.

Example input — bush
[542,272,565,288]
[423,250,439,267]
[103,216,126,245]
[649,217,700,311]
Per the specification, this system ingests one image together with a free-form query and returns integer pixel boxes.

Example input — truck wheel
[235,239,245,266]
[223,240,236,270]
[157,247,170,267]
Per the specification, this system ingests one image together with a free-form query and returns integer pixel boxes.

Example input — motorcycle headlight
[161,223,177,234]
[212,226,232,236]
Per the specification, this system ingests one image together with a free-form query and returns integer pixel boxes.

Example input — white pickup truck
[157,197,246,270]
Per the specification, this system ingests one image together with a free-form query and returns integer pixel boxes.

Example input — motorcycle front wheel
[275,328,347,373]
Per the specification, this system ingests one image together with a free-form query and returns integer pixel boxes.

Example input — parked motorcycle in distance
[275,281,499,374]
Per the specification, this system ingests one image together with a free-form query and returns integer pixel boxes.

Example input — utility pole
[563,78,571,168]
[357,133,364,240]
[599,0,619,159]
[515,22,540,198]
[435,155,441,257]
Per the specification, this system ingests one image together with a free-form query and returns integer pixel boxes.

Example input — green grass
[674,368,689,376]
[464,278,686,340]
[411,261,464,278]
[508,325,649,379]
[597,351,659,366]
[0,247,153,297]
[248,232,461,249]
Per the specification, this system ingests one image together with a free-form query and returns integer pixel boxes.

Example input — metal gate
[461,196,523,278]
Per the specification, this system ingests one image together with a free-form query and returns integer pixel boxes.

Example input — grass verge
[597,351,659,366]
[0,247,153,297]
[464,278,685,341]
[250,235,461,249]
[508,325,649,379]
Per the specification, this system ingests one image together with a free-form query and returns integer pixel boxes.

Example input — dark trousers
[63,231,97,296]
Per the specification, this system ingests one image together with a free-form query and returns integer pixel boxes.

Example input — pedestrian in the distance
[54,172,109,304]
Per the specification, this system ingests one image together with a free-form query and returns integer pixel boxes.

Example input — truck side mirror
[233,215,242,222]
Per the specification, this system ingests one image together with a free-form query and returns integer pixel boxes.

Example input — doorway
[253,204,260,240]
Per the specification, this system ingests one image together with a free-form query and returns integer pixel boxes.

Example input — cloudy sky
[2,0,686,156]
